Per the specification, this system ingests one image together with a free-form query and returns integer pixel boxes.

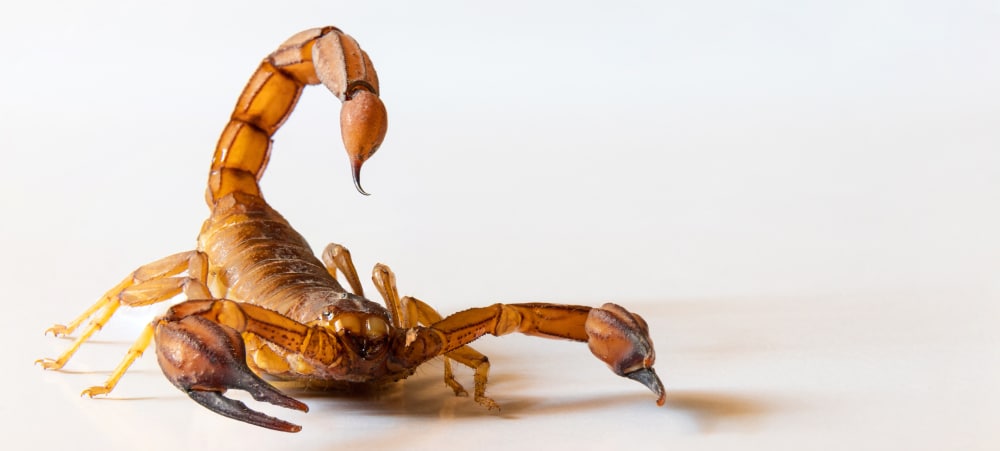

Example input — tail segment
[207,26,388,205]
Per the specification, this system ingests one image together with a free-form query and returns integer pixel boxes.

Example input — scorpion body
[39,26,665,433]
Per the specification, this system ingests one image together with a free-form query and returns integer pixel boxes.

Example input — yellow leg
[437,342,495,408]
[321,242,364,296]
[371,263,494,406]
[37,250,209,374]
[77,277,212,397]
[43,278,129,338]
[80,323,155,397]
[371,263,415,327]
[404,296,496,407]
[37,295,123,370]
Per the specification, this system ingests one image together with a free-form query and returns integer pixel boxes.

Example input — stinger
[208,26,387,204]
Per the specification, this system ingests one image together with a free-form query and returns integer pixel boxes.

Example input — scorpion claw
[188,390,304,433]
[154,315,308,432]
[585,303,666,405]
[625,368,666,406]
[229,369,310,413]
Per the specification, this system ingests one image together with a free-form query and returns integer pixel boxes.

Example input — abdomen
[198,192,346,321]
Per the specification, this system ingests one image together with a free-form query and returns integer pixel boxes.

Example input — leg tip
[44,324,70,337]
[81,386,112,397]
[35,358,63,370]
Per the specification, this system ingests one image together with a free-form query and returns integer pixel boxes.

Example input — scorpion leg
[80,270,212,397]
[370,262,415,327]
[37,250,209,371]
[406,297,495,403]
[372,264,493,405]
[401,302,666,407]
[154,299,319,432]
[321,242,364,296]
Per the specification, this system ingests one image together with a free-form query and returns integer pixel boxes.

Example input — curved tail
[207,26,388,205]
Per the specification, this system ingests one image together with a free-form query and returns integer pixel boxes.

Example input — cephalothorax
[38,26,665,432]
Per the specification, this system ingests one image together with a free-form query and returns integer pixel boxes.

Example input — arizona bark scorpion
[38,26,665,432]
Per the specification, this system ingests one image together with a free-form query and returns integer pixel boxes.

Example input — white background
[2,1,999,449]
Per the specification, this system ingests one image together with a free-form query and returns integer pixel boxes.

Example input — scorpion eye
[322,311,334,321]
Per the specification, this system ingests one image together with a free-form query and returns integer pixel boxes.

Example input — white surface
[2,1,999,450]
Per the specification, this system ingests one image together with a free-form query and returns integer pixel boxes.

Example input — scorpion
[37,26,665,433]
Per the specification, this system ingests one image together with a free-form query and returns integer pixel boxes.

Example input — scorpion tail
[207,26,387,205]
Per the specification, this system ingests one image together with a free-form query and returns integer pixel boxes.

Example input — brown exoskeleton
[37,26,665,432]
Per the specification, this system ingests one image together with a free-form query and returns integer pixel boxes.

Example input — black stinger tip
[352,159,370,196]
